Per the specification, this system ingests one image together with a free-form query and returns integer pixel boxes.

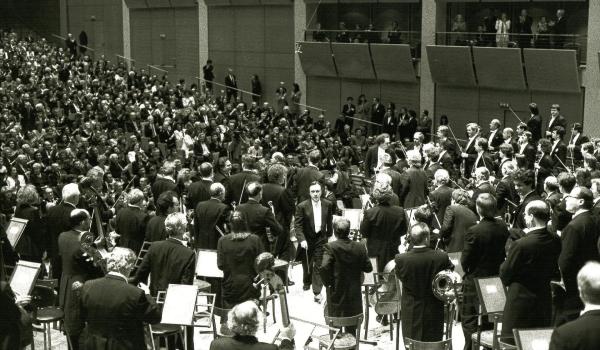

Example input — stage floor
[34,263,467,349]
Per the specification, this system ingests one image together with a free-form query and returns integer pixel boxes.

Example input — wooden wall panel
[435,85,480,132]
[524,49,580,92]
[427,45,477,87]
[331,43,376,80]
[473,47,526,90]
[307,77,340,120]
[370,44,416,83]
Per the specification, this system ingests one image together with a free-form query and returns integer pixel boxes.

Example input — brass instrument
[432,269,462,340]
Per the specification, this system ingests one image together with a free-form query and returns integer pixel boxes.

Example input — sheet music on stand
[513,328,554,350]
[161,284,199,326]
[362,257,378,286]
[342,209,363,231]
[9,260,41,297]
[195,249,223,278]
[6,218,28,248]
[475,276,506,314]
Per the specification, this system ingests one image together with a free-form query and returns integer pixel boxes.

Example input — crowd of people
[1,26,600,350]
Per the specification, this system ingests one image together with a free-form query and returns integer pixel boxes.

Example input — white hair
[165,212,187,236]
[127,188,145,205]
[434,169,449,184]
[62,183,80,202]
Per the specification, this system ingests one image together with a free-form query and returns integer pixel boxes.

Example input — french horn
[432,270,462,303]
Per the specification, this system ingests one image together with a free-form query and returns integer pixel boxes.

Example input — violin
[368,259,401,316]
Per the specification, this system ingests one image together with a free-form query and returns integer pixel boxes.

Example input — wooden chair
[31,284,64,350]
[129,241,152,277]
[315,314,363,350]
[404,338,452,350]
[210,307,233,339]
[373,272,401,341]
[193,292,216,335]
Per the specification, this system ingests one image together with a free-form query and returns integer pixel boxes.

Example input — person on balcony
[495,13,511,48]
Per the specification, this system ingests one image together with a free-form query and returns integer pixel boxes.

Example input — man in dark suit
[512,169,542,230]
[237,182,283,253]
[209,301,295,350]
[550,261,600,350]
[527,103,542,143]
[550,126,568,171]
[115,189,149,256]
[460,123,481,178]
[430,169,453,229]
[515,131,537,169]
[486,119,504,153]
[364,133,394,177]
[567,122,588,164]
[291,150,324,203]
[440,189,478,253]
[370,97,385,135]
[202,59,214,92]
[79,247,161,350]
[261,164,295,261]
[295,181,333,302]
[496,161,519,216]
[224,68,238,102]
[131,212,196,349]
[187,162,213,211]
[549,172,575,235]
[151,163,177,204]
[395,223,454,342]
[379,153,403,198]
[360,182,407,272]
[550,9,568,49]
[500,200,561,344]
[382,108,397,137]
[341,96,356,131]
[227,154,261,206]
[320,218,373,334]
[515,9,533,48]
[471,138,496,176]
[471,167,496,205]
[461,194,509,350]
[45,183,80,279]
[545,104,567,139]
[194,183,230,250]
[556,187,600,325]
[399,150,428,208]
[145,191,179,242]
[59,209,102,349]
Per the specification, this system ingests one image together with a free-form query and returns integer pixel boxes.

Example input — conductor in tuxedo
[320,218,373,335]
[46,183,80,279]
[294,181,333,303]
[395,223,454,342]
[194,183,230,250]
[556,187,600,325]
[550,261,600,350]
[115,189,149,256]
[225,68,238,102]
[78,247,161,350]
[500,200,561,344]
[461,194,509,350]
[131,212,196,350]
[209,301,295,350]
[237,182,283,252]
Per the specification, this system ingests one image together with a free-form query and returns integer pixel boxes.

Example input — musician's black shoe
[303,284,310,291]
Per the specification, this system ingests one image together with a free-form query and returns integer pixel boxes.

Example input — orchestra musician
[512,170,541,230]
[364,134,394,177]
[500,200,561,344]
[59,209,102,349]
[435,125,459,165]
[567,123,588,165]
[550,262,600,350]
[590,178,600,217]
[227,154,261,205]
[549,173,575,235]
[320,218,373,335]
[515,131,536,169]
[194,183,230,250]
[78,247,161,349]
[209,300,295,350]
[460,123,481,178]
[544,176,562,210]
[46,183,81,279]
[472,138,495,176]
[440,189,477,253]
[556,187,600,325]
[294,181,333,303]
[461,193,509,350]
[550,127,568,171]
[130,212,195,350]
[13,185,46,262]
[495,162,519,216]
[395,222,454,342]
[260,164,295,262]
[187,162,214,210]
[360,178,407,273]
[378,153,402,198]
[527,102,543,143]
[237,182,283,253]
[151,163,178,204]
[471,167,496,204]
[486,119,504,153]
[545,104,567,139]
[535,139,555,195]
[429,169,453,229]
[115,189,149,256]
[496,143,515,178]
[145,191,179,242]
[292,150,324,203]
[399,150,427,208]
[423,144,443,181]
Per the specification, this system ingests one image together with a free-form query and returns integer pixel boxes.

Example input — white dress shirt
[312,200,322,233]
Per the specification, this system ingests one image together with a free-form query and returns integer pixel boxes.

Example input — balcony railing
[304,29,422,58]
[436,31,587,65]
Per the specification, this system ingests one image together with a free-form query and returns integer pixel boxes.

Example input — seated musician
[78,247,161,349]
[209,300,295,350]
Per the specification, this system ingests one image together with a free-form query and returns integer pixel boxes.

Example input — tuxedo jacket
[187,179,212,210]
[292,165,324,203]
[546,115,567,136]
[550,141,568,169]
[360,203,407,271]
[45,201,77,258]
[294,199,333,246]
[527,114,542,142]
[550,310,600,350]
[194,198,230,250]
[115,206,149,255]
[364,146,395,177]
[227,170,261,205]
[461,217,509,278]
[237,199,283,250]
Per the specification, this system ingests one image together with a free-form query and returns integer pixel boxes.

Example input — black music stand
[513,328,553,350]
[361,257,378,345]
[195,249,223,278]
[474,276,507,350]
[6,217,28,249]
[9,260,42,297]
